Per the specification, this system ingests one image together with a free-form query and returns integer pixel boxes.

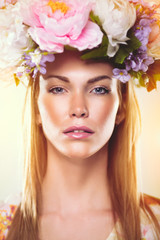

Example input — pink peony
[21,0,103,52]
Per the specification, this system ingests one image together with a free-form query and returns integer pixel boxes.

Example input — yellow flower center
[47,1,70,14]
[120,72,124,76]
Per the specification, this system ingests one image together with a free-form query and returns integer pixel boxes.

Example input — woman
[0,0,160,239]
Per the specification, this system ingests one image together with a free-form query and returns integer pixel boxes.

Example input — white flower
[29,49,42,66]
[93,0,136,57]
[16,66,26,75]
[0,2,33,70]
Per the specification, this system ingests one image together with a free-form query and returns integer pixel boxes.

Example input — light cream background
[0,80,160,202]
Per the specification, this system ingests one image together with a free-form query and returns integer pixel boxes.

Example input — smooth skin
[37,51,121,240]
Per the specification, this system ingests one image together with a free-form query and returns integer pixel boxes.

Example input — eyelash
[49,87,66,94]
[48,86,111,95]
[91,87,111,95]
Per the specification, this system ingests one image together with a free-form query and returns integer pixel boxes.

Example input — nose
[69,92,89,118]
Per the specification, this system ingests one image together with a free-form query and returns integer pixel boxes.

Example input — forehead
[44,50,113,79]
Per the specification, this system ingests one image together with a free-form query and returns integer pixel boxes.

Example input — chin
[64,151,94,161]
[48,139,106,161]
[61,145,101,161]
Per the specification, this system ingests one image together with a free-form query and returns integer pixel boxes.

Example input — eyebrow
[45,75,112,83]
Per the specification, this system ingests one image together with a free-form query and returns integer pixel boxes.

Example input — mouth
[63,126,95,139]
[63,126,94,134]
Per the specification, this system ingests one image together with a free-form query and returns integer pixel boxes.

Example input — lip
[63,126,95,139]
[63,126,94,134]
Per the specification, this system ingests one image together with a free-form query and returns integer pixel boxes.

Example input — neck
[41,142,112,216]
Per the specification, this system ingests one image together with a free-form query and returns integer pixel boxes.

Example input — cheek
[91,96,119,131]
[38,95,67,127]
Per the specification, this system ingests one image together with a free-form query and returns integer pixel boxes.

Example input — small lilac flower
[113,68,131,83]
[125,51,154,72]
[32,53,55,77]
[20,48,55,78]
[124,15,155,75]
[134,19,152,46]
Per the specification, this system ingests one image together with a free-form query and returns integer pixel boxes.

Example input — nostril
[70,105,89,118]
[72,112,86,117]
[71,110,88,118]
[81,113,86,117]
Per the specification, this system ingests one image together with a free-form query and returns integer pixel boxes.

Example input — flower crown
[0,0,160,91]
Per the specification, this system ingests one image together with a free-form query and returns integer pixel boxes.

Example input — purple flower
[125,50,154,72]
[113,68,131,83]
[21,49,55,78]
[134,19,152,46]
[32,53,55,77]
[124,16,154,74]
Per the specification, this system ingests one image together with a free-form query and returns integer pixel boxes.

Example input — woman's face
[37,51,120,160]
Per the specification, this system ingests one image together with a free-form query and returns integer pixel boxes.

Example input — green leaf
[129,70,146,87]
[64,45,77,51]
[81,48,106,60]
[114,47,130,65]
[90,11,102,27]
[128,30,142,51]
[101,35,109,47]
[81,35,109,60]
[114,31,141,64]
[130,70,143,80]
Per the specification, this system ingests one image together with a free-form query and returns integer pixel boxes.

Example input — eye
[91,87,111,95]
[49,87,66,94]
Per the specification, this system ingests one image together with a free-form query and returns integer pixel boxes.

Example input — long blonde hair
[6,76,160,240]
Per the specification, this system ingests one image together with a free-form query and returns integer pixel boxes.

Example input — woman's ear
[115,103,126,125]
[115,111,125,125]
[116,83,126,125]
